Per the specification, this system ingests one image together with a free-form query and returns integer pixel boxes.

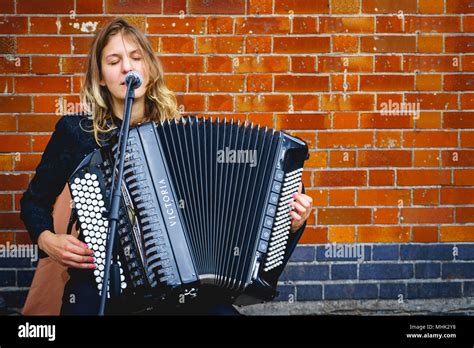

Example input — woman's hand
[290,183,313,233]
[37,230,96,269]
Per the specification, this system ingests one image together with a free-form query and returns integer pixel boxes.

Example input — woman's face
[99,33,149,102]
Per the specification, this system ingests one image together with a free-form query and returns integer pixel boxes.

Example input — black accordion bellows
[68,116,308,307]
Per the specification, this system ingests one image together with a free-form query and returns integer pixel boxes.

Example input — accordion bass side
[68,116,309,307]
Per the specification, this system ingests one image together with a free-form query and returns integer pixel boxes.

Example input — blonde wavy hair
[80,17,180,145]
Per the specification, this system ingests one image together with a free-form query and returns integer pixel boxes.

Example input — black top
[20,114,306,260]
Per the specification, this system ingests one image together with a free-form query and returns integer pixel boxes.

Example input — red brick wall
[0,0,473,249]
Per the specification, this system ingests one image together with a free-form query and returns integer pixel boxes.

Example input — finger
[65,260,96,269]
[68,235,89,249]
[297,182,302,194]
[63,251,95,264]
[294,193,311,208]
[290,210,302,221]
[292,201,307,215]
[66,243,94,256]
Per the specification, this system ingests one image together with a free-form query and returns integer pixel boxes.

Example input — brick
[375,131,401,148]
[401,244,453,261]
[445,74,474,91]
[363,0,417,13]
[288,246,315,262]
[235,56,289,73]
[373,208,398,224]
[441,225,474,242]
[16,77,70,93]
[329,190,355,206]
[207,16,233,34]
[235,17,289,34]
[208,95,233,111]
[361,35,416,53]
[14,154,41,171]
[291,56,316,73]
[18,270,35,287]
[0,37,16,54]
[454,169,474,185]
[281,265,329,281]
[0,155,13,171]
[276,113,329,130]
[458,245,474,260]
[444,112,474,128]
[380,283,406,299]
[357,189,410,206]
[292,95,319,111]
[461,131,474,148]
[0,174,29,191]
[17,36,69,54]
[332,264,357,280]
[0,291,28,308]
[275,75,328,92]
[318,208,371,224]
[331,74,358,92]
[406,16,461,33]
[333,35,359,52]
[59,17,105,34]
[318,131,372,148]
[275,0,329,14]
[61,57,87,74]
[330,150,356,167]
[360,74,414,91]
[413,188,439,205]
[189,0,244,14]
[0,0,14,13]
[175,94,205,112]
[160,56,204,73]
[298,226,328,244]
[197,36,244,54]
[31,56,60,75]
[331,0,360,13]
[466,282,474,297]
[321,94,375,111]
[358,150,411,167]
[318,56,373,72]
[247,74,272,92]
[401,208,454,224]
[72,36,94,54]
[0,271,15,287]
[245,36,272,53]
[0,135,30,152]
[404,55,459,72]
[446,36,474,52]
[274,285,296,302]
[442,150,474,166]
[404,131,458,147]
[236,95,289,112]
[0,56,29,74]
[443,263,474,279]
[415,112,441,129]
[375,55,402,72]
[416,74,442,91]
[447,0,474,13]
[17,0,74,13]
[372,245,399,260]
[0,96,31,113]
[463,55,474,71]
[376,16,403,33]
[360,264,412,280]
[206,56,232,73]
[304,151,327,168]
[274,36,330,53]
[358,226,410,243]
[441,188,474,204]
[305,189,329,207]
[325,284,378,300]
[106,0,163,13]
[328,226,355,241]
[292,17,318,34]
[456,207,474,223]
[332,112,357,129]
[412,226,438,243]
[296,285,323,301]
[418,35,443,53]
[419,0,444,13]
[405,93,458,110]
[147,17,206,34]
[77,0,103,13]
[248,0,272,14]
[415,263,441,279]
[320,17,373,33]
[29,16,58,34]
[314,170,367,187]
[0,16,28,34]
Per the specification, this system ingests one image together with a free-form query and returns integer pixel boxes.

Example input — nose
[122,56,133,73]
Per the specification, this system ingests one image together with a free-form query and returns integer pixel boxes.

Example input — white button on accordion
[68,116,309,307]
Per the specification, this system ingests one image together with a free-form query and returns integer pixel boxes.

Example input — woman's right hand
[38,230,96,269]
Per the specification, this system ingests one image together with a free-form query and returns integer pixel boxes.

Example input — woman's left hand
[290,183,313,233]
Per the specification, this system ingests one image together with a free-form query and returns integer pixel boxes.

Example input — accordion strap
[66,208,78,235]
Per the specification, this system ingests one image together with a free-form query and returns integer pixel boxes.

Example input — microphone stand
[98,80,136,315]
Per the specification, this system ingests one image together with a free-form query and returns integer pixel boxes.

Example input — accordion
[68,116,308,307]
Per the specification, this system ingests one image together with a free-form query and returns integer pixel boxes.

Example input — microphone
[124,71,143,89]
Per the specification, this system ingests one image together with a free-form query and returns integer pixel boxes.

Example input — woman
[20,18,313,315]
